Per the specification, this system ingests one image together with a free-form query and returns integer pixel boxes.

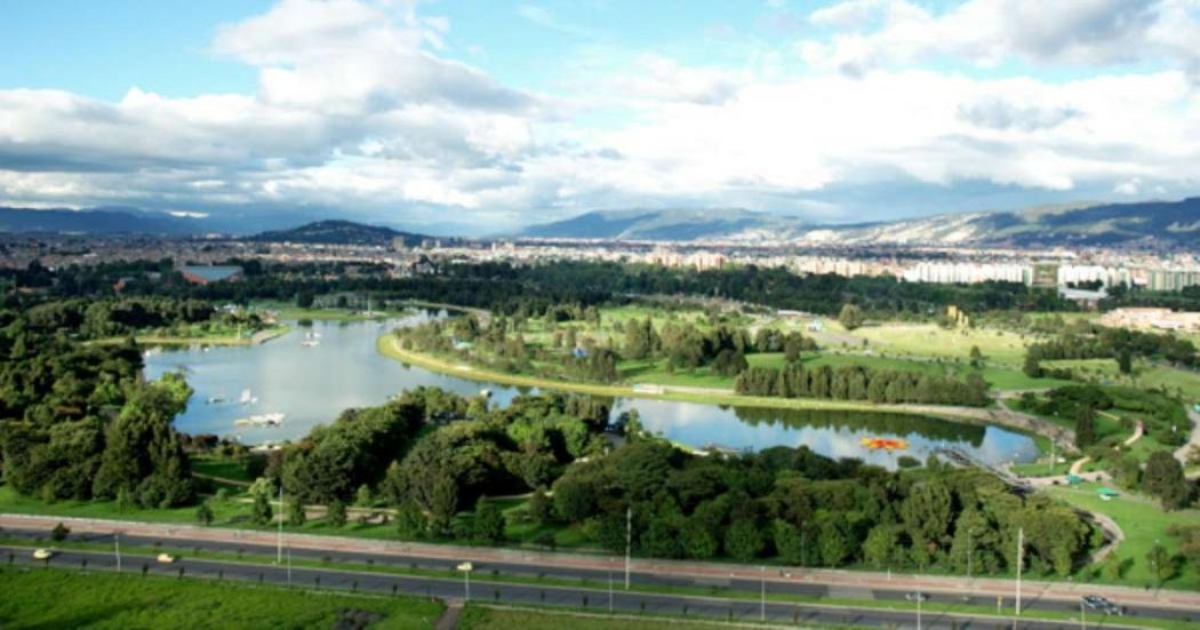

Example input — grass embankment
[0,566,442,629]
[253,300,417,322]
[1045,485,1200,591]
[1042,358,1200,402]
[458,606,735,629]
[92,325,290,347]
[377,335,1005,424]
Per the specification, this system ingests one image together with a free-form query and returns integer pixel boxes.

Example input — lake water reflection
[145,318,1039,469]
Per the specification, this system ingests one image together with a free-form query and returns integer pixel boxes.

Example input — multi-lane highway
[2,515,1197,629]
[2,544,1156,630]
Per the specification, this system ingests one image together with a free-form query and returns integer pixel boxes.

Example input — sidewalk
[3,513,1198,611]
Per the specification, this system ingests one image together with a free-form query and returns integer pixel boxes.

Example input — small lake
[144,317,1039,469]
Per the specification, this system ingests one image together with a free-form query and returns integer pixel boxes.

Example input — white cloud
[803,0,1200,74]
[1,0,1199,227]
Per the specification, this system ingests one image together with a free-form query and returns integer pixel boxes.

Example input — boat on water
[234,412,285,427]
[239,388,257,405]
[206,394,227,404]
[860,436,909,451]
[301,339,319,347]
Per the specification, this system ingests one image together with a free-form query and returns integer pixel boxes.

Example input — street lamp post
[624,507,632,590]
[967,529,974,579]
[276,484,284,564]
[917,593,922,630]
[114,531,121,573]
[457,562,473,602]
[1080,599,1086,630]
[760,566,766,621]
[608,570,614,613]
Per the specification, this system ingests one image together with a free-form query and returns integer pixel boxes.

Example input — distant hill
[247,220,431,247]
[519,208,808,241]
[518,198,1200,249]
[0,206,201,235]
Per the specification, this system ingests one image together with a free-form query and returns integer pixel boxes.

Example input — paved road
[2,518,1197,626]
[2,545,1162,630]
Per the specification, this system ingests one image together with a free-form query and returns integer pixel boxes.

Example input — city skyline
[2,0,1199,233]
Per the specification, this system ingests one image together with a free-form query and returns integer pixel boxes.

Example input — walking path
[1174,408,1200,465]
[434,600,464,630]
[3,514,1198,612]
[1069,457,1091,476]
[1123,421,1144,447]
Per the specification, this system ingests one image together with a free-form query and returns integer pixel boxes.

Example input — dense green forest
[0,303,196,506]
[7,259,1082,319]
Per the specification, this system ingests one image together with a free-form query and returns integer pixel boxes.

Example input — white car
[156,553,177,564]
[32,548,54,560]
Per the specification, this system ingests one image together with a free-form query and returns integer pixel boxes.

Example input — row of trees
[544,439,1096,575]
[735,364,991,407]
[11,258,1082,321]
[1024,328,1198,376]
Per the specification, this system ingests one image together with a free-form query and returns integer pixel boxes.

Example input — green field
[847,323,1033,366]
[1044,485,1200,591]
[458,606,705,630]
[0,566,442,629]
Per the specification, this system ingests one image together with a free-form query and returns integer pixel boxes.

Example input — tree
[528,487,553,525]
[287,500,307,526]
[196,502,215,526]
[1145,542,1173,587]
[969,345,984,369]
[395,500,427,539]
[838,304,864,331]
[251,491,273,526]
[327,499,348,528]
[1117,348,1133,375]
[1075,407,1097,450]
[1023,353,1042,378]
[1143,451,1191,510]
[863,524,900,569]
[472,497,506,544]
[355,484,374,508]
[724,519,763,562]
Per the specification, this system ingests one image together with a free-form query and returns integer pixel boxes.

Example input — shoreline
[376,334,1070,447]
[92,325,291,348]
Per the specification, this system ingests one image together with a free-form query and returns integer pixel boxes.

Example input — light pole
[624,507,632,590]
[608,570,614,613]
[114,531,121,573]
[276,483,284,564]
[457,562,473,601]
[916,593,922,630]
[1015,527,1024,627]
[1080,598,1086,630]
[760,566,766,621]
[967,529,974,579]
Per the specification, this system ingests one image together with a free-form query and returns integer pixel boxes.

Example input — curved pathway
[1174,407,1200,465]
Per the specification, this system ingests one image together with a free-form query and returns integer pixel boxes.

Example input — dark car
[906,592,930,602]
[1081,596,1121,615]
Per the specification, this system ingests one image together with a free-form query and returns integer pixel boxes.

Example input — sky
[1,0,1199,234]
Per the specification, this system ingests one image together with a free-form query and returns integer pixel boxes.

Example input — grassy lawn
[458,606,703,630]
[1043,485,1200,591]
[189,455,256,484]
[0,566,442,629]
[848,323,1032,366]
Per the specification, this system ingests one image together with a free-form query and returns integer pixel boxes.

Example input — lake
[144,317,1039,469]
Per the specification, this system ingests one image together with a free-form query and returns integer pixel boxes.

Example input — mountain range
[517,197,1200,248]
[2,197,1198,249]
